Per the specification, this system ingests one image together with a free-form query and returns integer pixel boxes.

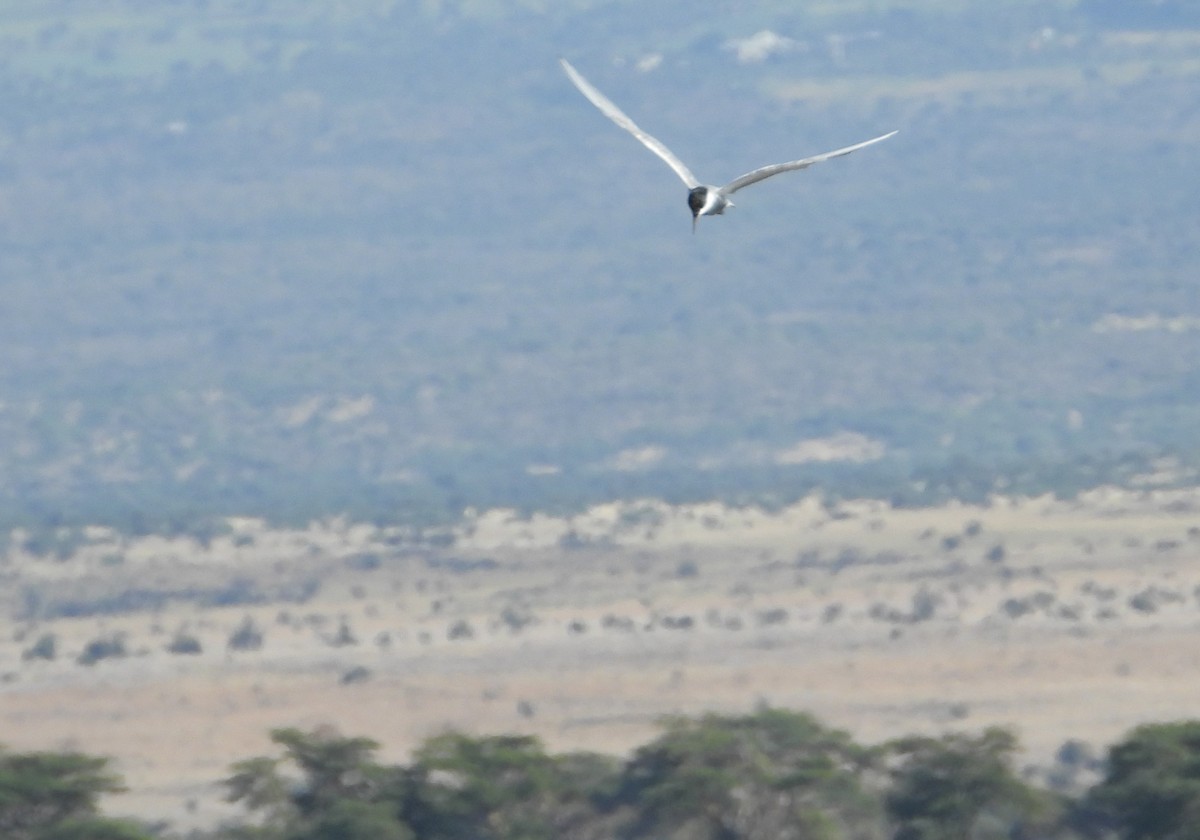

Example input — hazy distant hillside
[1,0,1198,533]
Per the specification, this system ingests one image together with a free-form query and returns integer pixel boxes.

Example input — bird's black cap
[687,187,708,232]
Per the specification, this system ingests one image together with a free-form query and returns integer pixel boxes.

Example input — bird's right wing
[720,130,898,195]
[560,58,700,189]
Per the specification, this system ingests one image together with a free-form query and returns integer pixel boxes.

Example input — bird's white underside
[559,57,897,218]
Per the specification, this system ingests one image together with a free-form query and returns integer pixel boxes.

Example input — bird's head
[687,186,707,233]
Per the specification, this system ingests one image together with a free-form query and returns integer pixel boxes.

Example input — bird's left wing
[719,130,897,195]
[560,58,700,189]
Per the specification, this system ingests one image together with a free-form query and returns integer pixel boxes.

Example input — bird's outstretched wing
[719,130,897,195]
[560,58,700,189]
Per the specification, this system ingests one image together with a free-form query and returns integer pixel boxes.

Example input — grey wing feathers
[720,130,898,195]
[560,58,700,189]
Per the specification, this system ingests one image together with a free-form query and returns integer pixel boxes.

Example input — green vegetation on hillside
[1,1,1199,532]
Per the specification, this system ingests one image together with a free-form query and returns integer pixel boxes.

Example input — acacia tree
[885,727,1059,840]
[407,732,618,840]
[618,708,884,840]
[222,727,410,840]
[1083,720,1200,839]
[0,747,154,840]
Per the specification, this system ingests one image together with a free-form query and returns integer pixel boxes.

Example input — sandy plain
[3,488,1200,830]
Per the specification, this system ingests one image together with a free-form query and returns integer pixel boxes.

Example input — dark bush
[166,632,202,655]
[227,617,264,652]
[447,620,474,641]
[22,633,57,662]
[340,666,372,685]
[77,634,127,666]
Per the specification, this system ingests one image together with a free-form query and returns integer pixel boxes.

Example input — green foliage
[885,727,1057,839]
[30,713,1200,839]
[224,727,408,839]
[621,708,883,839]
[622,717,740,823]
[408,733,610,840]
[0,748,127,839]
[1084,720,1200,839]
[290,799,412,840]
[268,728,395,819]
[37,816,158,840]
[223,756,291,825]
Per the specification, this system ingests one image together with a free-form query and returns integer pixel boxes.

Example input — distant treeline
[3,440,1194,540]
[2,0,1200,537]
[6,708,1200,839]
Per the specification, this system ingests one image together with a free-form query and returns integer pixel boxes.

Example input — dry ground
[3,488,1200,830]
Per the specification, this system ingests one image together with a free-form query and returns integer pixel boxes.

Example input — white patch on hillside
[775,432,885,465]
[724,30,797,63]
[607,445,667,472]
[1092,313,1200,333]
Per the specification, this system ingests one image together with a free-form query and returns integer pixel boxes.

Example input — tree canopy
[19,711,1200,838]
[1084,721,1200,839]
[0,747,154,840]
[884,727,1060,840]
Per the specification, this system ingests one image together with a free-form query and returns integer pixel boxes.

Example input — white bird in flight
[560,58,897,232]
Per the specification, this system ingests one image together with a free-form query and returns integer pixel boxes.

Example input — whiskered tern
[560,58,897,231]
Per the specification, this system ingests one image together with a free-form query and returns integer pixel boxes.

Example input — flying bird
[560,58,897,231]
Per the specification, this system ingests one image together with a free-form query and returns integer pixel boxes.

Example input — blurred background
[1,0,1198,536]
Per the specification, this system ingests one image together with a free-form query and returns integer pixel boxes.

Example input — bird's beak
[692,216,697,234]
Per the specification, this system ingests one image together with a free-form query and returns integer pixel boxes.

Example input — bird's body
[559,58,897,231]
[688,186,730,220]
